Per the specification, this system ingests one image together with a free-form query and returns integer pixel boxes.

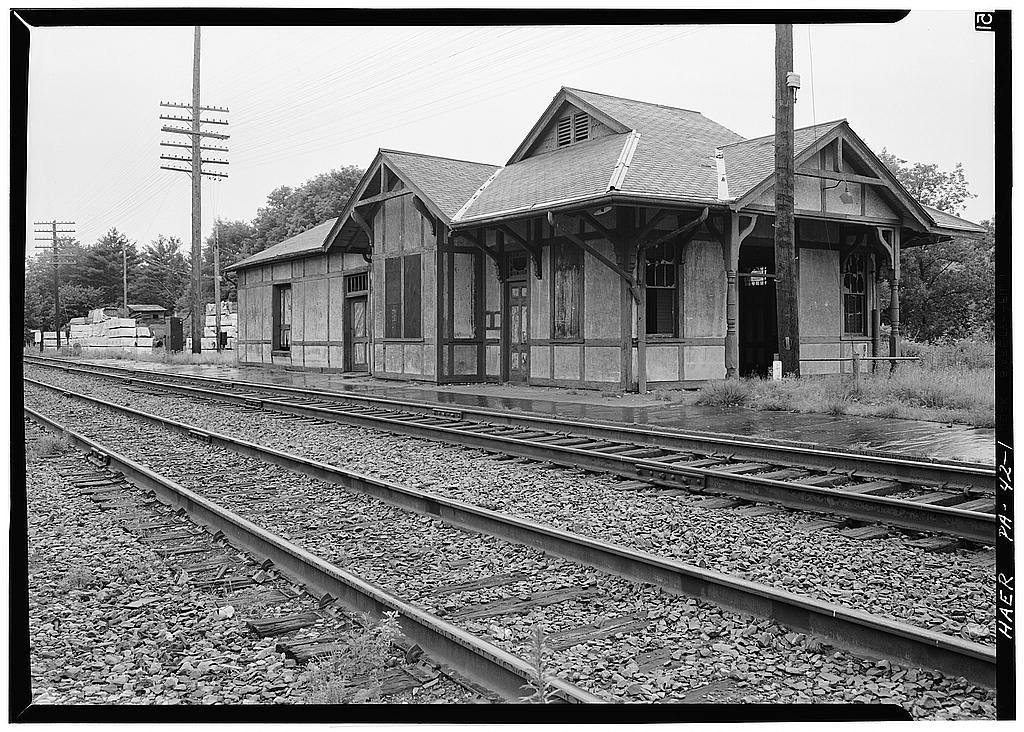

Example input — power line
[32,219,76,348]
[159,26,230,353]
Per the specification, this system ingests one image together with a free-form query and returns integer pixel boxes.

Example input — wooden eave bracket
[548,211,639,303]
[497,224,542,279]
[705,211,757,247]
[640,207,710,251]
[455,229,506,282]
[875,226,899,278]
[412,195,438,237]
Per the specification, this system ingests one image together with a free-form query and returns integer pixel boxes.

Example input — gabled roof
[382,150,501,221]
[226,218,338,271]
[324,148,499,252]
[455,134,629,222]
[719,120,846,199]
[456,87,744,224]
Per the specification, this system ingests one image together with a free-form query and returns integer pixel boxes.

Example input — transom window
[843,253,867,334]
[645,242,679,336]
[556,112,590,147]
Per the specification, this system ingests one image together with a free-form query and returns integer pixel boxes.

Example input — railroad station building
[228,87,983,390]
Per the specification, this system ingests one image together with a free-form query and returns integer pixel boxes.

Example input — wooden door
[346,295,369,371]
[506,279,529,382]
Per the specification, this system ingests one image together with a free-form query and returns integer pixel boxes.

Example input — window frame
[383,253,423,341]
[271,283,292,352]
[842,252,868,335]
[644,242,680,338]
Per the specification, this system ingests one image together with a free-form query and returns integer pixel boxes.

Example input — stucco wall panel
[799,248,841,337]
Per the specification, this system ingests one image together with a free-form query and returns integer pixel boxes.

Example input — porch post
[725,212,741,379]
[888,227,902,371]
[637,245,648,393]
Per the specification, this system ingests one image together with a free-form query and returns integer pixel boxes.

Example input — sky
[21,10,996,259]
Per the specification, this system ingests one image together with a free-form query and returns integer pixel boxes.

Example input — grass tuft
[696,380,753,407]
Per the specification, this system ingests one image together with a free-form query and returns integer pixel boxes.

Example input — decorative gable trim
[730,122,933,230]
[715,148,730,201]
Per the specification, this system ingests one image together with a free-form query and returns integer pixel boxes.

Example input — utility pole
[774,23,801,377]
[159,25,230,353]
[122,240,129,314]
[32,220,76,350]
[213,213,222,351]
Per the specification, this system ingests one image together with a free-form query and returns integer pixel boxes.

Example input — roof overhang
[451,191,726,230]
[322,149,451,254]
[729,121,937,233]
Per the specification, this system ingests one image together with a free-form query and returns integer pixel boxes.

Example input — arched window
[843,253,867,334]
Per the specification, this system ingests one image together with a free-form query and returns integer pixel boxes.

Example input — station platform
[52,358,995,466]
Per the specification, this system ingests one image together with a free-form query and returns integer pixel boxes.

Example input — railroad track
[25,420,490,704]
[23,380,997,691]
[24,408,603,704]
[24,356,996,545]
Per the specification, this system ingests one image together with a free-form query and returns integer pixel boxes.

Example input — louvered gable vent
[555,111,590,147]
[556,116,573,147]
[573,112,589,142]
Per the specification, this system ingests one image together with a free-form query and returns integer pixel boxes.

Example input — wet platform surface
[68,358,996,466]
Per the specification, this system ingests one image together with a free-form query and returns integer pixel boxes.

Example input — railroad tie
[246,612,322,637]
[450,586,600,621]
[838,525,892,540]
[953,497,996,514]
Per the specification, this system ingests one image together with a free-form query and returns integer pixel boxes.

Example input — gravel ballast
[23,421,484,706]
[24,368,996,647]
[23,387,997,717]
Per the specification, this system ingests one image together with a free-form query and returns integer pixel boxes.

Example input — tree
[202,219,254,303]
[75,228,143,308]
[248,166,363,254]
[135,234,190,312]
[876,150,993,342]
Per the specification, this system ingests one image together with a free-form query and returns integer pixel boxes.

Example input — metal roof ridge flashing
[452,166,505,223]
[715,148,731,201]
[607,131,641,192]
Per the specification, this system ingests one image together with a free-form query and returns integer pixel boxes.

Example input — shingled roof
[456,87,744,223]
[718,120,846,200]
[226,218,338,271]
[381,149,500,220]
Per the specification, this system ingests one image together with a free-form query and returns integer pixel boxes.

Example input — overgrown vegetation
[302,611,402,704]
[694,337,995,428]
[26,432,72,463]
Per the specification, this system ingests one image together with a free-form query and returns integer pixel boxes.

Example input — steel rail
[23,404,604,704]
[24,380,997,686]
[23,369,997,545]
[23,355,995,489]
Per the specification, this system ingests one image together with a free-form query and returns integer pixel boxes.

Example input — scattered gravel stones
[22,391,997,718]
[23,369,996,647]
[24,423,481,706]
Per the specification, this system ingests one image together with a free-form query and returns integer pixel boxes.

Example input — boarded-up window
[452,252,476,339]
[385,257,402,338]
[403,254,422,339]
[553,241,583,339]
[385,255,421,339]
[272,284,291,351]
[843,253,867,334]
[645,242,678,336]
